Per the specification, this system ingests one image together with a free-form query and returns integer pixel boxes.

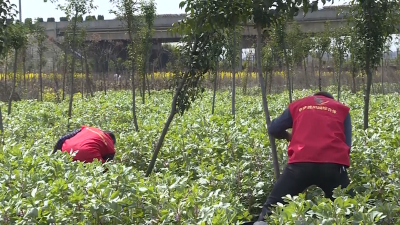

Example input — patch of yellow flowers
[146,71,351,79]
[0,70,376,82]
[150,71,339,79]
[0,72,86,81]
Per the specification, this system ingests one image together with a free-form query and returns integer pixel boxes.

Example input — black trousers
[257,162,352,221]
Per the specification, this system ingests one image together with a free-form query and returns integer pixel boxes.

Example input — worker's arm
[102,153,115,162]
[344,112,352,149]
[52,128,82,153]
[102,137,116,162]
[268,107,293,141]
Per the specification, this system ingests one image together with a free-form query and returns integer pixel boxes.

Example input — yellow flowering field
[0,70,377,83]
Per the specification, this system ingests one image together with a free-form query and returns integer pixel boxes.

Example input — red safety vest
[61,126,115,163]
[287,95,351,166]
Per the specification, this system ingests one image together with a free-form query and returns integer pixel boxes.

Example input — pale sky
[11,0,347,21]
[12,0,184,21]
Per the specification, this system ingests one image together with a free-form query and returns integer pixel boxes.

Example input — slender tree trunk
[104,57,108,95]
[131,65,139,131]
[363,61,372,130]
[141,70,145,104]
[381,57,384,94]
[139,74,143,98]
[337,60,342,101]
[311,57,315,86]
[23,51,26,89]
[371,70,375,93]
[146,38,199,177]
[212,60,218,114]
[103,72,107,95]
[291,66,294,94]
[231,26,237,119]
[142,51,147,104]
[62,48,68,101]
[67,13,79,130]
[318,58,322,91]
[146,56,151,96]
[256,24,280,180]
[268,70,273,94]
[80,56,84,99]
[0,107,3,145]
[304,58,309,88]
[7,49,18,115]
[127,32,139,131]
[282,46,292,103]
[84,49,93,97]
[52,56,60,102]
[351,65,356,94]
[39,52,43,101]
[146,72,150,95]
[361,72,365,94]
[4,55,7,91]
[263,69,267,95]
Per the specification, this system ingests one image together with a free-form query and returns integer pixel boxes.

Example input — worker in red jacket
[53,126,116,163]
[257,91,353,222]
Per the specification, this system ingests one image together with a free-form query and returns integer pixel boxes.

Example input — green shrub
[0,88,399,224]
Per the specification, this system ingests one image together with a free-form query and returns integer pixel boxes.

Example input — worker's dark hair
[105,131,116,144]
[314,91,334,99]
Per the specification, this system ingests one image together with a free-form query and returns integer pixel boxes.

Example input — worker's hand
[286,132,292,142]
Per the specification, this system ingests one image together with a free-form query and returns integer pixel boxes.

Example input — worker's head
[314,91,334,99]
[104,131,116,144]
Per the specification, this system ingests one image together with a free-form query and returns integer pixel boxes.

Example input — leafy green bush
[24,18,32,25]
[6,18,13,25]
[85,15,96,21]
[0,88,399,224]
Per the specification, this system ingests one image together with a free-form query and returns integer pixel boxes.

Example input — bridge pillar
[152,41,162,51]
[238,49,243,71]
[150,41,164,70]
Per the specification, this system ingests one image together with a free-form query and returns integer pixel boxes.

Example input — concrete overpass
[39,6,350,48]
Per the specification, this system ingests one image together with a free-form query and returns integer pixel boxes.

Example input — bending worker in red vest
[52,126,116,163]
[257,91,353,222]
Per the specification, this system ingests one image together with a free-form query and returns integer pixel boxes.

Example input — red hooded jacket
[61,126,115,163]
[287,95,351,166]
